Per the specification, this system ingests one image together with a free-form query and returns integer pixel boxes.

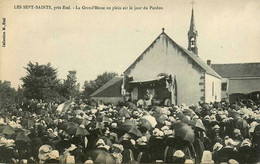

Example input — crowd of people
[0,98,259,164]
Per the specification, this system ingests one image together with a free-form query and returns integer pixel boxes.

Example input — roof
[212,63,260,78]
[90,76,123,97]
[124,31,221,79]
[177,44,221,78]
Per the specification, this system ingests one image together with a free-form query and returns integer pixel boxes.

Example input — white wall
[228,78,260,94]
[127,34,205,105]
[205,73,222,102]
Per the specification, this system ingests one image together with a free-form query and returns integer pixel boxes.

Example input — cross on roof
[191,0,196,8]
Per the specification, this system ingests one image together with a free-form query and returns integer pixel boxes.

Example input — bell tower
[188,6,198,55]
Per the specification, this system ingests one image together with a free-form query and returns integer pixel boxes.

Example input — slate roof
[212,63,260,78]
[124,32,221,79]
[90,77,123,97]
[177,44,221,78]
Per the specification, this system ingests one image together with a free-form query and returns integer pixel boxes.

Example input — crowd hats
[213,142,223,151]
[38,145,52,161]
[48,150,59,159]
[201,150,214,164]
[173,150,185,158]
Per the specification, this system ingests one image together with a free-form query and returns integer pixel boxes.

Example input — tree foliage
[15,86,26,105]
[21,62,62,102]
[61,70,80,99]
[83,72,118,98]
[0,80,17,109]
[4,62,118,105]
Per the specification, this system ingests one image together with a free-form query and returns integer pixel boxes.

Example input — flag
[56,100,73,113]
[172,75,177,105]
[167,75,177,105]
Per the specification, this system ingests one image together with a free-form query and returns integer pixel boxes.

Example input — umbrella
[139,118,153,131]
[66,122,78,132]
[156,115,167,124]
[141,115,157,128]
[96,122,105,129]
[20,119,34,129]
[235,118,248,129]
[67,126,90,136]
[176,113,190,124]
[75,127,90,136]
[128,127,142,137]
[89,149,115,164]
[119,108,131,118]
[15,132,31,142]
[119,120,136,132]
[173,122,194,143]
[188,120,206,131]
[0,125,15,135]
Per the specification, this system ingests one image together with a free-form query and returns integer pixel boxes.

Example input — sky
[1,0,260,89]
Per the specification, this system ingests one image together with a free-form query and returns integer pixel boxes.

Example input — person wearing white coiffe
[172,150,186,164]
[216,137,239,163]
[44,150,60,163]
[200,150,214,164]
[212,142,223,163]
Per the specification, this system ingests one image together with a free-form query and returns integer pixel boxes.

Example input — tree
[82,80,97,98]
[82,71,118,98]
[21,62,61,102]
[15,86,26,105]
[62,70,80,99]
[95,72,118,88]
[0,80,17,109]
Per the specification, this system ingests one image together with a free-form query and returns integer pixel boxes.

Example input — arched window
[191,38,195,47]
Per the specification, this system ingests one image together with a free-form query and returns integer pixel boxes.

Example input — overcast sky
[1,0,260,89]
